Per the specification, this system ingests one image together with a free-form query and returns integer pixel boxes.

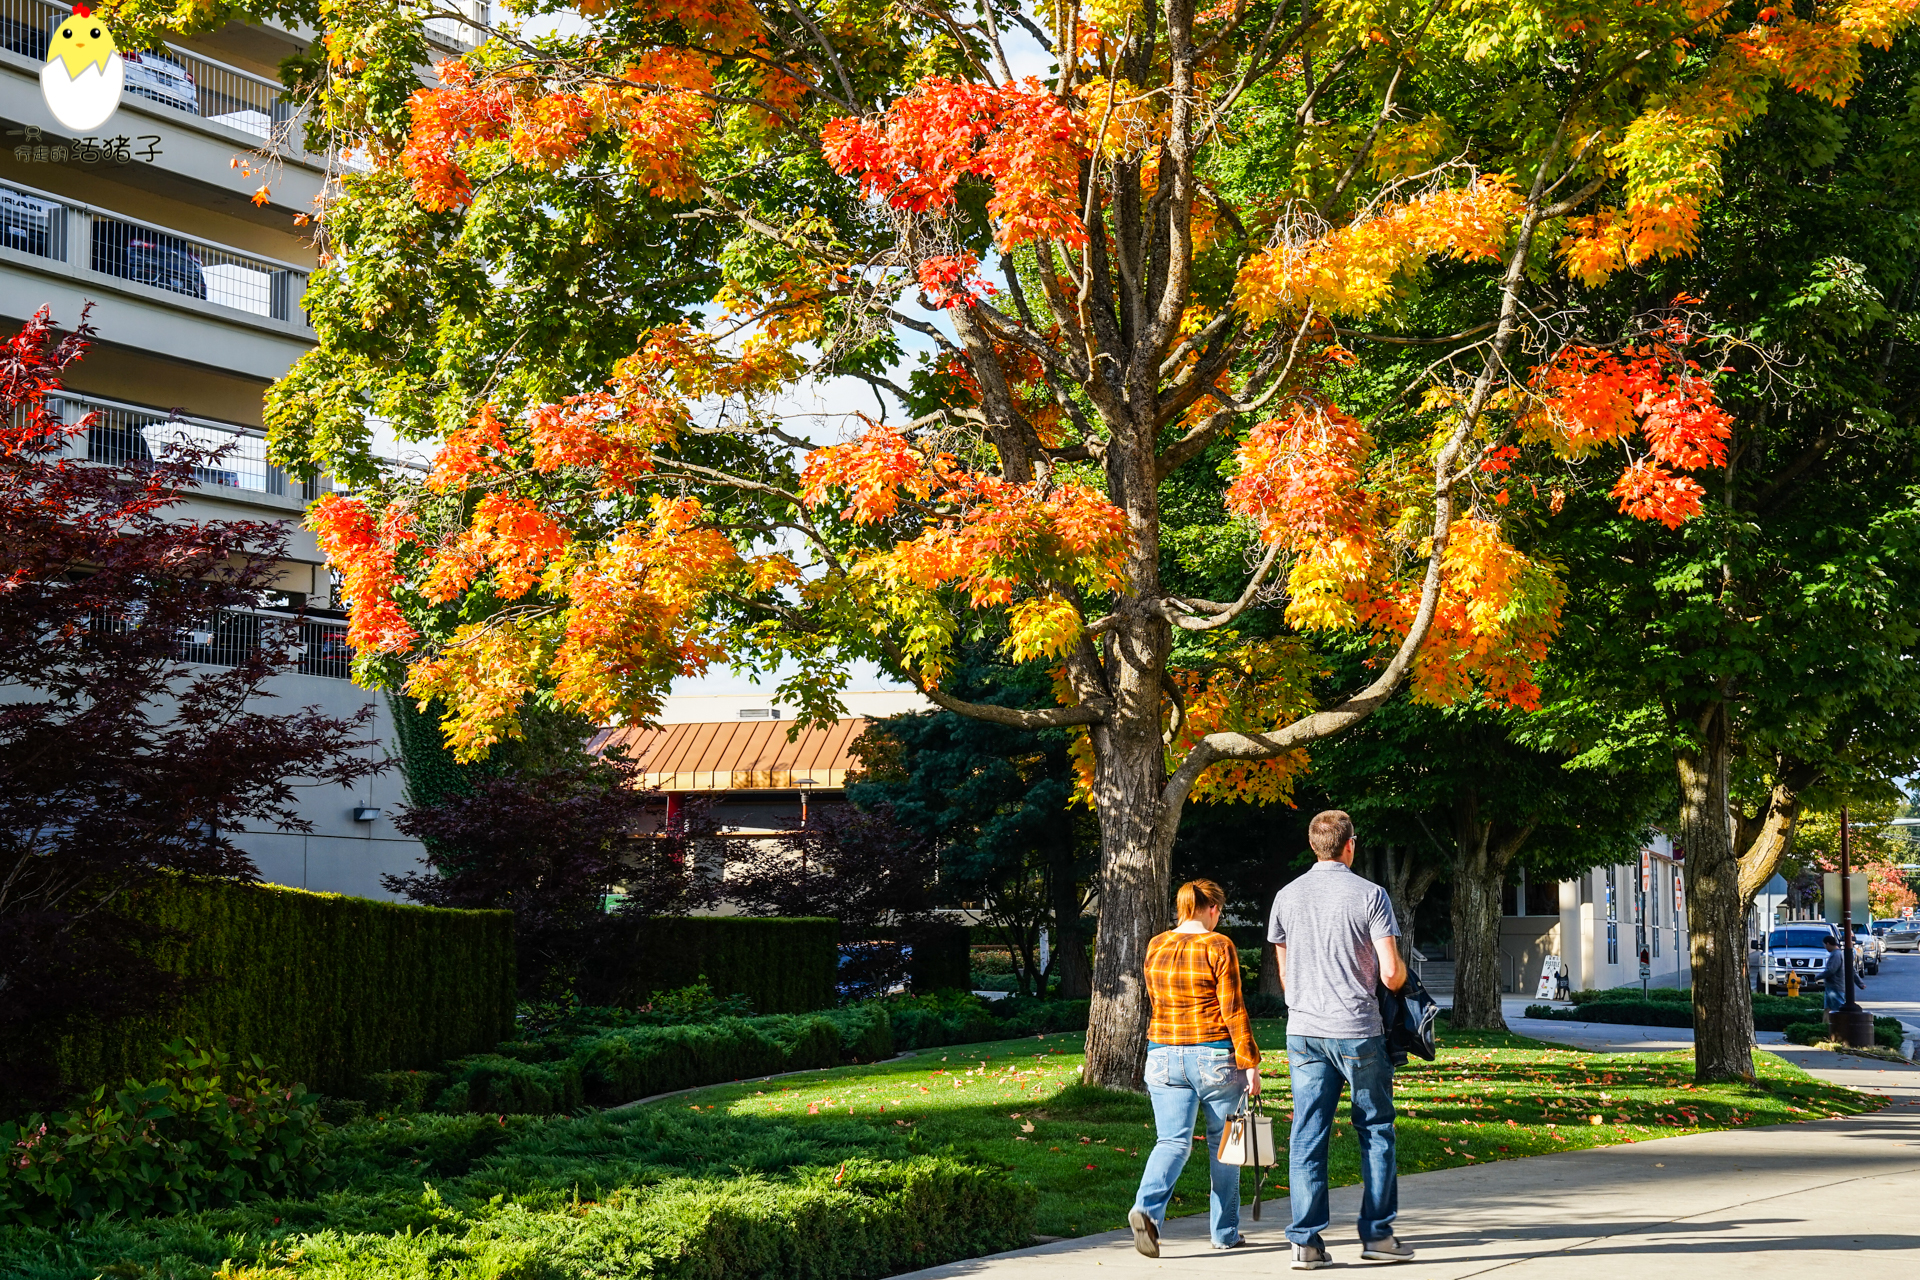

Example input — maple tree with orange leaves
[254,0,1920,1086]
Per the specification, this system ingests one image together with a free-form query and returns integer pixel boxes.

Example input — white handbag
[1217,1096,1278,1166]
[1217,1093,1277,1219]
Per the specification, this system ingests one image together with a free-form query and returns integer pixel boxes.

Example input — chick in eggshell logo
[41,5,124,133]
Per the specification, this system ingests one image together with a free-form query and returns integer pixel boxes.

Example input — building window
[1652,870,1661,958]
[1673,864,1684,953]
[1605,866,1618,965]
[1526,876,1559,916]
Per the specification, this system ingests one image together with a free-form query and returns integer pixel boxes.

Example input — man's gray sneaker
[1127,1209,1159,1258]
[1211,1237,1247,1251]
[1292,1242,1332,1269]
[1362,1235,1416,1262]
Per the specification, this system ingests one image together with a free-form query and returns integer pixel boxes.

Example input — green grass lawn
[663,1019,1883,1239]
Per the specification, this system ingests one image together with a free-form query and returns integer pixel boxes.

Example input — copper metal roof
[588,718,869,791]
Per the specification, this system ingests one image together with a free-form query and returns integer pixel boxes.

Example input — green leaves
[0,1041,326,1227]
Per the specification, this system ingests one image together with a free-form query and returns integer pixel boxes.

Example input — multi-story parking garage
[0,3,486,897]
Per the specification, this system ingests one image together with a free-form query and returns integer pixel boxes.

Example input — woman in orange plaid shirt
[1126,878,1262,1257]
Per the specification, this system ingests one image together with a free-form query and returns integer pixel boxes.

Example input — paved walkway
[896,1027,1920,1278]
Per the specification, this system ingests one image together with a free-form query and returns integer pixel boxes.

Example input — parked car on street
[1887,921,1920,953]
[1758,923,1865,994]
[1851,922,1882,974]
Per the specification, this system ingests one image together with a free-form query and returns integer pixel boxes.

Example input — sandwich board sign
[1535,955,1563,1000]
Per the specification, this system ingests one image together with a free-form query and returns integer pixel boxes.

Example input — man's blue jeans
[1825,986,1846,1012]
[1132,1044,1247,1246]
[1286,1033,1396,1248]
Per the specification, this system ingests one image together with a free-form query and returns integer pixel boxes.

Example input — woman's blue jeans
[1131,1044,1247,1246]
[1286,1033,1397,1248]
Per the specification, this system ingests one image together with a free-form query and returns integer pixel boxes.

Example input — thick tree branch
[1736,762,1821,902]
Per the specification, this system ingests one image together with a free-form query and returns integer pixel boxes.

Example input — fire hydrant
[1787,971,1801,998]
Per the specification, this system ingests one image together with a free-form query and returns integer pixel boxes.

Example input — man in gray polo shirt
[1268,809,1410,1269]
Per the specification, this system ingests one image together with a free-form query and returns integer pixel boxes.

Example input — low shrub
[1523,1001,1693,1027]
[436,1054,584,1114]
[0,1105,1037,1280]
[354,1068,447,1114]
[574,1019,797,1105]
[0,1041,323,1226]
[990,997,1093,1036]
[1570,985,1691,1005]
[347,981,1110,1120]
[820,1004,897,1062]
[970,947,1017,976]
[751,1016,847,1071]
[887,992,1005,1051]
[1784,1018,1908,1052]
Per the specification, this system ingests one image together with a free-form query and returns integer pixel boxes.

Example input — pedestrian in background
[1268,810,1414,1269]
[1821,934,1863,1011]
[1127,878,1262,1257]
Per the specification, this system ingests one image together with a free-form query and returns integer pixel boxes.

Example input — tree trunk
[1375,842,1440,968]
[1449,841,1508,1029]
[1449,792,1533,1030]
[1259,942,1282,998]
[1680,706,1756,1080]
[1080,618,1173,1091]
[1049,847,1093,1000]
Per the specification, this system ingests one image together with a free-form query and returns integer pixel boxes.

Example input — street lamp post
[1832,807,1875,1047]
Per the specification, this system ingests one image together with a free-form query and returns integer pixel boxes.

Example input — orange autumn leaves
[1238,176,1523,322]
[822,76,1089,250]
[800,423,1127,679]
[1224,406,1565,713]
[309,328,804,758]
[1523,336,1733,529]
[311,486,771,759]
[400,46,757,210]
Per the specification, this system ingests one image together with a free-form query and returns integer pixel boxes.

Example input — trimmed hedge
[573,1017,845,1105]
[1523,998,1877,1034]
[586,916,838,1013]
[0,1116,1039,1280]
[907,923,973,993]
[53,878,515,1100]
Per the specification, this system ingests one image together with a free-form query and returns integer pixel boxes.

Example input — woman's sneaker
[1361,1235,1416,1262]
[1127,1209,1160,1258]
[1292,1242,1332,1269]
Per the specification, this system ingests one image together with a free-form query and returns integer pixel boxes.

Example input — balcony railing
[0,0,293,139]
[426,0,491,50]
[180,608,355,679]
[94,606,354,680]
[1,175,309,324]
[44,391,294,496]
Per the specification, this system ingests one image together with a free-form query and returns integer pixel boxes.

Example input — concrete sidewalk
[896,1045,1920,1278]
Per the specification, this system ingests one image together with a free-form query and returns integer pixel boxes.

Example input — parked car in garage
[121,49,200,115]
